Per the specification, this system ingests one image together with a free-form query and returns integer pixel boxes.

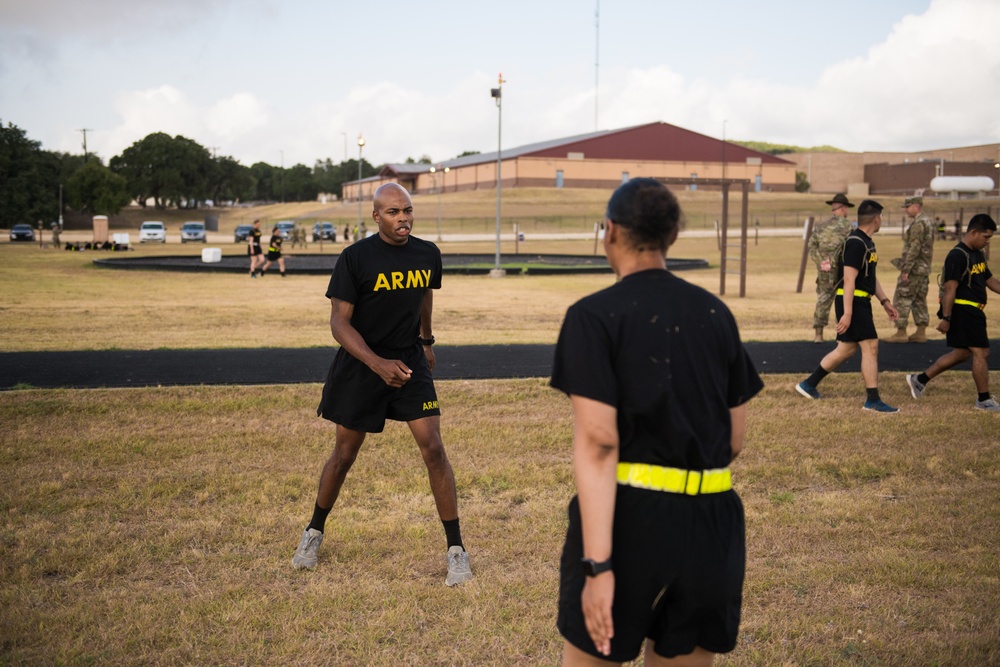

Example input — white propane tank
[930,176,995,193]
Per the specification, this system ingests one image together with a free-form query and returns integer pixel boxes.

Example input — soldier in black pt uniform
[247,219,264,278]
[551,178,763,665]
[796,200,900,413]
[906,214,1000,411]
[291,183,472,586]
[260,225,286,277]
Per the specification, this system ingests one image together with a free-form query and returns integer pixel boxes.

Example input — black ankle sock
[979,392,990,402]
[917,373,930,385]
[307,503,332,533]
[806,366,829,387]
[442,518,463,550]
[866,388,880,402]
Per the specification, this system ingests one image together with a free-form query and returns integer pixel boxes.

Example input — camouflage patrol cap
[857,199,884,217]
[824,193,855,208]
[903,196,923,207]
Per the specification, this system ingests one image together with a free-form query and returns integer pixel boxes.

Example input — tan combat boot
[885,327,910,343]
[908,326,928,343]
[813,327,824,343]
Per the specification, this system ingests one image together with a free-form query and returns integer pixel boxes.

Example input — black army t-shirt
[551,269,763,471]
[945,242,992,304]
[837,229,878,295]
[268,234,282,253]
[326,234,442,350]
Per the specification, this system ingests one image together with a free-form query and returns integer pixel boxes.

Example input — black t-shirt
[325,234,442,350]
[550,269,763,470]
[838,229,878,294]
[250,228,262,249]
[268,234,282,253]
[945,242,992,304]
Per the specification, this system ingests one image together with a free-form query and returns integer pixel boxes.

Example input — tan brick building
[341,122,796,202]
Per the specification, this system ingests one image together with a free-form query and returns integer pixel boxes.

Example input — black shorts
[317,343,440,433]
[266,251,281,261]
[834,295,877,342]
[946,305,990,349]
[248,247,263,256]
[558,486,745,662]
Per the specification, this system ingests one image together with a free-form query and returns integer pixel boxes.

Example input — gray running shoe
[445,546,473,586]
[906,374,926,399]
[291,528,323,569]
[974,397,1000,412]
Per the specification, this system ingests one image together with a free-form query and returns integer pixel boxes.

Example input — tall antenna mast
[594,0,600,130]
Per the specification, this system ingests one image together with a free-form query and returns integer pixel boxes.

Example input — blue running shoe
[795,381,821,400]
[863,399,899,413]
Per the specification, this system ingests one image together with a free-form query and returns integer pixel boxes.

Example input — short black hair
[967,213,997,233]
[605,178,681,251]
[857,199,883,225]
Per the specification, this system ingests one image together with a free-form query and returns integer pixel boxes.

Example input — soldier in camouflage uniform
[808,193,855,342]
[886,196,934,343]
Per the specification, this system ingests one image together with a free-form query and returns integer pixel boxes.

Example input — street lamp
[357,134,365,237]
[490,73,506,277]
[430,165,449,242]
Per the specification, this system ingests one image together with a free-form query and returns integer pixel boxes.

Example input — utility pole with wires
[78,128,93,162]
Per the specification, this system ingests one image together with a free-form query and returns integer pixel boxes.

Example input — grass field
[3,190,1000,665]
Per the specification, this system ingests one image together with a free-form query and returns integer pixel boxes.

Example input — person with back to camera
[259,225,286,277]
[885,196,934,344]
[291,182,472,586]
[247,219,264,278]
[796,200,900,413]
[906,213,1000,412]
[550,178,764,666]
[808,194,855,343]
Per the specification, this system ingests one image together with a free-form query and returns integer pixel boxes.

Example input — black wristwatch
[581,557,613,577]
[417,335,435,346]
[940,315,951,322]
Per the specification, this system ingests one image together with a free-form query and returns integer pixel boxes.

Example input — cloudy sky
[1,0,997,168]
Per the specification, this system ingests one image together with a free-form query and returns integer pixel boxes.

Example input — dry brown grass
[5,224,999,350]
[3,189,1000,665]
[2,377,998,666]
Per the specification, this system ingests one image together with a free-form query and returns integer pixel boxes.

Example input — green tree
[284,163,318,201]
[795,171,810,193]
[250,162,276,201]
[66,161,130,215]
[110,133,213,209]
[0,121,65,227]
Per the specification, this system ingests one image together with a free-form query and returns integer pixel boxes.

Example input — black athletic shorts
[834,295,877,342]
[317,343,440,433]
[946,305,990,349]
[248,247,263,256]
[557,486,746,662]
[266,250,281,261]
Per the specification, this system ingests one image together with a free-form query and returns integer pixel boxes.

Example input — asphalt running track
[3,340,998,390]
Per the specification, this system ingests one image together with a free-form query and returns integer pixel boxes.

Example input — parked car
[233,224,254,243]
[180,221,207,243]
[9,224,35,242]
[275,220,296,239]
[312,221,336,242]
[139,221,166,243]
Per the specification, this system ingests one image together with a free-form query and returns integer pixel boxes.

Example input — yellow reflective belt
[835,288,872,298]
[616,463,731,495]
[954,299,986,310]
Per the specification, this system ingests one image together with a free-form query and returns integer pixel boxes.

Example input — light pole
[490,73,506,277]
[357,134,365,237]
[430,165,449,242]
[722,119,727,182]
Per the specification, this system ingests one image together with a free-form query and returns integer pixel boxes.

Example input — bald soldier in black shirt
[291,183,472,586]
